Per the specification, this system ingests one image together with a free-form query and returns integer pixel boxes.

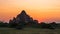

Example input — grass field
[0,27,60,34]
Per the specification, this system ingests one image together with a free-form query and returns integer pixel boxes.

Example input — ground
[0,27,60,34]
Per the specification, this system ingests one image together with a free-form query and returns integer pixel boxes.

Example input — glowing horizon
[0,0,60,23]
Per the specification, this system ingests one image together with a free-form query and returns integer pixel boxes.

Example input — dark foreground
[0,27,60,34]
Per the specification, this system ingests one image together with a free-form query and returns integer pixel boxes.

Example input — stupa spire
[20,10,27,15]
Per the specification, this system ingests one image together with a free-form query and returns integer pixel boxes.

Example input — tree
[49,22,57,29]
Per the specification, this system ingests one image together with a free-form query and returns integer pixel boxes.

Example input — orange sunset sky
[0,0,60,23]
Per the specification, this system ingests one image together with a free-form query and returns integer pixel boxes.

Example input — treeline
[0,21,8,27]
[0,21,60,30]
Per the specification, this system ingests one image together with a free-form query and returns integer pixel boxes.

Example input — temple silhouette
[16,10,34,23]
[9,10,38,27]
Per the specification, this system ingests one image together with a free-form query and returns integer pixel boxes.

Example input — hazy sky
[0,0,60,23]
